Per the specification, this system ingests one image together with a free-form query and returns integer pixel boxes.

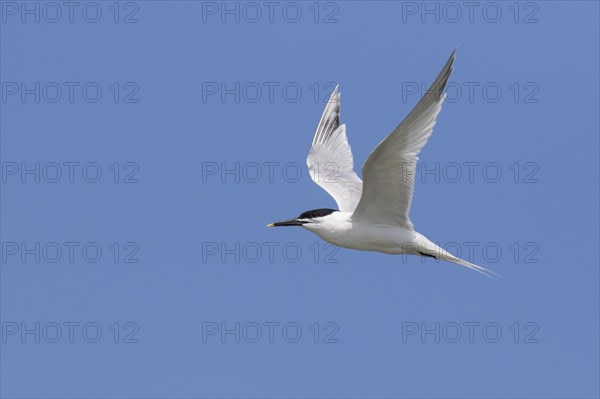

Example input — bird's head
[267,208,338,228]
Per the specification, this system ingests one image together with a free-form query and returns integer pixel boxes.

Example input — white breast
[303,212,418,254]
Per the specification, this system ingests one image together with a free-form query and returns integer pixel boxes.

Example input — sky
[1,1,599,398]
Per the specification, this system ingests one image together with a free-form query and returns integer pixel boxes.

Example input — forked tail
[420,242,501,279]
[441,253,500,279]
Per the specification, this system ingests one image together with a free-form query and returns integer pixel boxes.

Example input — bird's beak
[267,218,306,227]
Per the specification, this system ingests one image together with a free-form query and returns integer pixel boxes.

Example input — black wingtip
[425,50,456,102]
[446,49,456,70]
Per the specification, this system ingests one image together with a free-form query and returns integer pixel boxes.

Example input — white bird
[268,51,498,278]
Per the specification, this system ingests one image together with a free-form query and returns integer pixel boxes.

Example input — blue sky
[1,1,599,398]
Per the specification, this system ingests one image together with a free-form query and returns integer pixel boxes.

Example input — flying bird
[268,51,498,278]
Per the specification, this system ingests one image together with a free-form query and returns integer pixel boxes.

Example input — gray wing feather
[307,85,363,212]
[353,51,455,229]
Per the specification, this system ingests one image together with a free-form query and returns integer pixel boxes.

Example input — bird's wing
[307,85,363,212]
[352,51,455,229]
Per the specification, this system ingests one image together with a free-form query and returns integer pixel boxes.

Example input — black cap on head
[268,208,337,228]
[298,208,337,219]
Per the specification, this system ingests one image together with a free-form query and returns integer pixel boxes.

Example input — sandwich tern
[268,51,498,278]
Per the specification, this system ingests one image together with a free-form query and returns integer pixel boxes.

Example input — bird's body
[305,212,473,268]
[268,51,498,278]
[304,212,415,254]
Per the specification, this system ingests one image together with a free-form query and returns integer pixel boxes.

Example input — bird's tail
[419,240,500,279]
[440,252,500,279]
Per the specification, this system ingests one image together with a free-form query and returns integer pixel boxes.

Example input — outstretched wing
[352,51,455,229]
[307,85,363,212]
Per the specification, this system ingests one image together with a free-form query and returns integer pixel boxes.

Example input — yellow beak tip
[267,223,274,228]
